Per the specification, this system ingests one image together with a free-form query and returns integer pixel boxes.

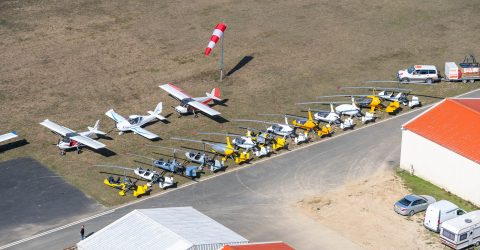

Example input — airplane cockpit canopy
[128,117,142,125]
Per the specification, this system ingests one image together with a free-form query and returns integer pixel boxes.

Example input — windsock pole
[220,31,224,82]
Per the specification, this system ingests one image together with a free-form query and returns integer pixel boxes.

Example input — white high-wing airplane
[105,102,166,140]
[0,132,18,144]
[159,83,222,117]
[40,119,106,155]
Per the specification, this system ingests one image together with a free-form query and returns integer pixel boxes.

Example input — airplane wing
[40,119,75,137]
[130,127,159,140]
[159,83,191,100]
[0,132,18,143]
[105,109,127,123]
[188,101,221,116]
[69,134,106,149]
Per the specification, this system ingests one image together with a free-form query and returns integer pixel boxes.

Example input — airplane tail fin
[88,120,107,135]
[147,102,167,120]
[206,88,221,101]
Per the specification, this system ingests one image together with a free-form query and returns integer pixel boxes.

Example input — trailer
[440,210,480,249]
[445,54,480,83]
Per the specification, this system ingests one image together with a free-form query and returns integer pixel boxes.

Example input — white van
[397,65,440,84]
[440,210,480,249]
[424,200,466,232]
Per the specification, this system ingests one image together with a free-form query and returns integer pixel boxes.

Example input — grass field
[1,0,479,206]
[396,169,478,212]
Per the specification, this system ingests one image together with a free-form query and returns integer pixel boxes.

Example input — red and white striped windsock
[205,23,227,56]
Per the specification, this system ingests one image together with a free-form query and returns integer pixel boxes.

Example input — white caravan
[440,210,480,249]
[424,200,466,233]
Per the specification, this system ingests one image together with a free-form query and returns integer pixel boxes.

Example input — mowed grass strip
[396,169,478,212]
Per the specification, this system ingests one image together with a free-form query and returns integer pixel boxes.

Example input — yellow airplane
[286,110,332,137]
[171,136,250,164]
[103,176,149,197]
[238,126,287,151]
[340,86,406,113]
[320,93,398,114]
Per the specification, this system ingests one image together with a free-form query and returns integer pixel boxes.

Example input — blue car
[394,194,436,216]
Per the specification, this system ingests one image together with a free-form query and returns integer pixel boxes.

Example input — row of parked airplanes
[0,83,424,197]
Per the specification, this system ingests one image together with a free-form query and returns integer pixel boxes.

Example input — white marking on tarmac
[1,88,478,249]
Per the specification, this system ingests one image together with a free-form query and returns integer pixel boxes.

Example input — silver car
[394,194,436,216]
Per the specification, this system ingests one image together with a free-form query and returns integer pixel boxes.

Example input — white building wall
[400,130,480,205]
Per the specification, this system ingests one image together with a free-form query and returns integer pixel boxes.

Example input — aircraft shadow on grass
[93,148,117,157]
[211,115,229,124]
[0,139,29,153]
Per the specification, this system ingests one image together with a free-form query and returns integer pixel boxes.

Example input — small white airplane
[40,119,106,155]
[295,104,341,124]
[105,102,166,140]
[197,132,258,153]
[342,86,421,108]
[159,83,222,117]
[300,97,362,117]
[234,117,296,138]
[0,132,18,144]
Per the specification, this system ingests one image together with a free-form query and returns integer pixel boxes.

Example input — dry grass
[1,0,479,206]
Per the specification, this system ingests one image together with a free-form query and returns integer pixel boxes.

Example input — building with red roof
[400,98,480,205]
[222,242,294,250]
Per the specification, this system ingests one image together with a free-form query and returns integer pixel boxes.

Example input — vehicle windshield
[398,198,412,206]
[407,67,415,74]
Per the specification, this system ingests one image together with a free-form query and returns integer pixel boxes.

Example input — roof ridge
[451,98,480,116]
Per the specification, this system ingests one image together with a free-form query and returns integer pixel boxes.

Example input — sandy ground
[297,170,445,250]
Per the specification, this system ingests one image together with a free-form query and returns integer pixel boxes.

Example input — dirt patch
[297,170,445,250]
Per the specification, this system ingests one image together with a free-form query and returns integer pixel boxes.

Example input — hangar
[76,207,248,250]
[400,98,480,205]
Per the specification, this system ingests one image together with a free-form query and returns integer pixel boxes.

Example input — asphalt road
[0,158,101,244]
[3,89,479,250]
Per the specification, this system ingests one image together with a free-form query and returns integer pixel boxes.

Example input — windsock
[205,23,227,56]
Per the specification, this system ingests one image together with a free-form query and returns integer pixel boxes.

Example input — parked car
[424,200,466,233]
[397,65,440,84]
[394,194,436,216]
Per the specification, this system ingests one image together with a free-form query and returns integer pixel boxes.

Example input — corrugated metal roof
[77,207,248,250]
[403,98,480,164]
[137,207,248,245]
[223,242,295,250]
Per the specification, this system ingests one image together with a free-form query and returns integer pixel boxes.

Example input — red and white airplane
[40,119,107,155]
[159,83,222,117]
